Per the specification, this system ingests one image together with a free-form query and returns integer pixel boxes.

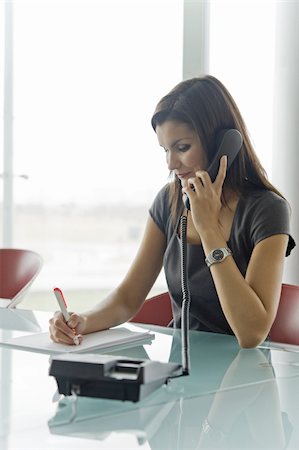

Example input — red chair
[131,284,299,345]
[130,292,172,327]
[269,283,299,345]
[0,248,43,308]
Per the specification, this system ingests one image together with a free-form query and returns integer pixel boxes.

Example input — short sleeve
[149,184,171,235]
[250,192,296,257]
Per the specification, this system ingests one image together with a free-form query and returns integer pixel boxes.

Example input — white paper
[0,326,154,355]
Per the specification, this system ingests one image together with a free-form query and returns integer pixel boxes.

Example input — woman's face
[156,120,207,188]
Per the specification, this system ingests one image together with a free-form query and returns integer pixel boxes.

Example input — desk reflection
[181,350,288,449]
[49,332,291,449]
[0,309,41,333]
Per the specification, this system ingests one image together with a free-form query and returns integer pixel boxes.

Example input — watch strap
[205,247,232,268]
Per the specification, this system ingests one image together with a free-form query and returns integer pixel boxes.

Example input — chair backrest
[269,283,299,345]
[0,248,43,306]
[129,292,172,327]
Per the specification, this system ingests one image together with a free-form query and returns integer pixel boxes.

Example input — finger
[184,178,197,195]
[71,333,83,346]
[188,174,211,193]
[49,315,78,342]
[66,313,80,329]
[49,323,75,344]
[194,170,211,187]
[67,313,85,334]
[214,155,227,190]
[50,322,83,345]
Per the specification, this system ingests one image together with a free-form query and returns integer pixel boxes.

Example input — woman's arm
[184,156,289,348]
[49,216,166,343]
[201,230,288,348]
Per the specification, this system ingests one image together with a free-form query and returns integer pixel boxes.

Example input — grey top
[149,185,296,335]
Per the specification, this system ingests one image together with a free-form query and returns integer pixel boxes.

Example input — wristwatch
[205,247,232,268]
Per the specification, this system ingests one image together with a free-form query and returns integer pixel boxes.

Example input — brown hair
[151,75,284,219]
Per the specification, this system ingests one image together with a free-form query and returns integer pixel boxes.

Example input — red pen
[53,287,80,345]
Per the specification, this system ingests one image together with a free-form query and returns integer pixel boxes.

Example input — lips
[176,172,192,180]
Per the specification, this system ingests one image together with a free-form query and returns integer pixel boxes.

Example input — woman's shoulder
[239,188,295,256]
[149,183,172,233]
[150,183,171,210]
[241,188,290,214]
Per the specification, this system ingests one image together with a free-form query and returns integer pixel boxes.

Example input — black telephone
[183,129,243,211]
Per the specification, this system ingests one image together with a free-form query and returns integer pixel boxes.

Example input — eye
[177,144,190,152]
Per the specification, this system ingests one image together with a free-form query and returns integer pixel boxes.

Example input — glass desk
[1,310,299,449]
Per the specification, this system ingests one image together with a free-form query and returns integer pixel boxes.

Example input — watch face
[212,249,224,261]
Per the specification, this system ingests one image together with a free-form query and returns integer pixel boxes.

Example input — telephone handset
[182,129,243,211]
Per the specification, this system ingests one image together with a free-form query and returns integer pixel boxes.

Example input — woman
[49,75,295,348]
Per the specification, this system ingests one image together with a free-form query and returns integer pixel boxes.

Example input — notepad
[0,326,154,355]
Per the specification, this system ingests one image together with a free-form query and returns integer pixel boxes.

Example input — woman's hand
[182,155,227,235]
[49,311,86,345]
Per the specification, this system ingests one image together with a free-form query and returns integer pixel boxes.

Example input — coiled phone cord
[180,213,191,375]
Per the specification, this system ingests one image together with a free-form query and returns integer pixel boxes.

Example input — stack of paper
[0,326,154,355]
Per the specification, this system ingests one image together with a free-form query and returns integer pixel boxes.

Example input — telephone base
[49,353,183,402]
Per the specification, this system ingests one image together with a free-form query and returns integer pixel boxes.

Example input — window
[209,0,276,177]
[2,0,183,310]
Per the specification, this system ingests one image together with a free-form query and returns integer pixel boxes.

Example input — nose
[167,150,181,171]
